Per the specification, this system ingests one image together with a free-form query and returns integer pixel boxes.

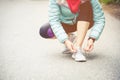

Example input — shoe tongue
[77,47,82,52]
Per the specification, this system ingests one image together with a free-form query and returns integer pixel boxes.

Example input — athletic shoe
[72,48,86,62]
[62,48,72,54]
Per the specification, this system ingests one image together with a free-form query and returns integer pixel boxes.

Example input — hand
[64,40,76,53]
[84,38,95,53]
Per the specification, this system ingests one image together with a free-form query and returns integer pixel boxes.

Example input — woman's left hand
[84,38,95,53]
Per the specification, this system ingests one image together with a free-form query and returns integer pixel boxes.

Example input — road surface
[0,1,120,80]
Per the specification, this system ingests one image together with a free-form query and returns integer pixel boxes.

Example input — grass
[100,0,113,4]
[100,0,120,4]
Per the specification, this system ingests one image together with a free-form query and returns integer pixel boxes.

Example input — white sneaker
[62,48,72,54]
[72,53,76,59]
[72,48,86,62]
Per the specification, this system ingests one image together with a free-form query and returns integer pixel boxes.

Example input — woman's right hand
[64,40,76,53]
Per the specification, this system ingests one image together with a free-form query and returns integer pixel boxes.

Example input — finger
[72,45,77,52]
[85,40,93,50]
[68,44,74,52]
[85,44,92,53]
[86,46,90,51]
[87,44,94,53]
[72,44,77,52]
[85,44,90,51]
[89,45,94,52]
[67,46,72,52]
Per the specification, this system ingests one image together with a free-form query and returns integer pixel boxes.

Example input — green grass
[99,0,113,4]
[100,0,120,4]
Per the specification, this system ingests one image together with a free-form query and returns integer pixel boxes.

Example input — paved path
[0,1,120,80]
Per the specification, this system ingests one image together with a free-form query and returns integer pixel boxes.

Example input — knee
[39,26,47,38]
[39,23,54,38]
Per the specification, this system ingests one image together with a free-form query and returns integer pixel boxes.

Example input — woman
[39,0,105,62]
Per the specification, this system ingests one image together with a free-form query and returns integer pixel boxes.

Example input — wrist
[88,37,95,43]
[64,39,69,44]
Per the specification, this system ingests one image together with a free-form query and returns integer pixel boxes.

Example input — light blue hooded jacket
[48,0,105,43]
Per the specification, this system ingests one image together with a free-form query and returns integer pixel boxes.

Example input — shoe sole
[75,59,87,62]
[62,50,73,54]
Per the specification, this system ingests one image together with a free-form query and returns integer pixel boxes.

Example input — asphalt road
[0,1,120,80]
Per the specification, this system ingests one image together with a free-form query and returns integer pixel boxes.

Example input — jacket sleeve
[48,0,68,43]
[89,0,105,40]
